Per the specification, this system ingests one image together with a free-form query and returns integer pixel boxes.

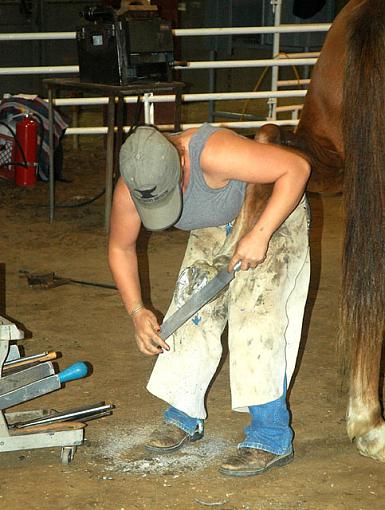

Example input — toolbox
[0,315,113,464]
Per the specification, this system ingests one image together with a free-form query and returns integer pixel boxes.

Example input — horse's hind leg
[213,183,273,268]
[346,338,385,461]
[179,125,282,305]
[213,124,279,268]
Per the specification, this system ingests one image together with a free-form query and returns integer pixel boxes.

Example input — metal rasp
[0,362,55,394]
[9,402,114,429]
[0,362,88,410]
[159,261,241,341]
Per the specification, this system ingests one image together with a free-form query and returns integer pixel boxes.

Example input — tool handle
[233,260,242,272]
[10,421,86,436]
[58,362,88,384]
[3,351,58,371]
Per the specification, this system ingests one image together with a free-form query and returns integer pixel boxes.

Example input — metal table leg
[113,96,124,185]
[104,96,116,233]
[174,86,183,132]
[47,87,55,223]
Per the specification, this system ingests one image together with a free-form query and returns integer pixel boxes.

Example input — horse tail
[340,0,385,381]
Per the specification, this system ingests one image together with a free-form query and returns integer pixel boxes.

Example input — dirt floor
[1,131,385,510]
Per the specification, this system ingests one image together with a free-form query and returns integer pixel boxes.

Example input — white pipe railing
[0,32,76,41]
[0,20,330,129]
[277,79,310,86]
[0,57,318,75]
[174,24,330,36]
[280,51,320,58]
[0,24,330,41]
[276,104,303,112]
[50,89,307,107]
[0,66,79,75]
[175,57,318,69]
[65,119,299,135]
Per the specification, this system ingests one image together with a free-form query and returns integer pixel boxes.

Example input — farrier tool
[0,315,113,464]
[0,361,89,410]
[9,402,113,429]
[19,270,117,290]
[159,261,241,341]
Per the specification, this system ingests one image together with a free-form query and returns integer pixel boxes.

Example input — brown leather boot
[219,447,293,477]
[144,423,204,453]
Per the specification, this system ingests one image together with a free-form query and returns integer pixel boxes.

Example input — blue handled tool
[0,362,89,410]
[57,362,88,384]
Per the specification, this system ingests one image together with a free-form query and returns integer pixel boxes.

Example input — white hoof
[174,261,218,307]
[355,422,385,462]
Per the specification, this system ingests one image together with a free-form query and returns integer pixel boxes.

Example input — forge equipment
[76,4,174,85]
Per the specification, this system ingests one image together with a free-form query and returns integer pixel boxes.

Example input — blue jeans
[238,387,293,455]
[163,385,293,455]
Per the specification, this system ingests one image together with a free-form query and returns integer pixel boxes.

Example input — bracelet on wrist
[129,302,145,318]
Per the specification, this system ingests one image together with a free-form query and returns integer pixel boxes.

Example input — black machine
[76,5,174,85]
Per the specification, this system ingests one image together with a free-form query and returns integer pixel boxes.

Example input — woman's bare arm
[108,177,170,355]
[201,130,311,270]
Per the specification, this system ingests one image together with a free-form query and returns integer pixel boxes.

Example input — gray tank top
[174,124,246,231]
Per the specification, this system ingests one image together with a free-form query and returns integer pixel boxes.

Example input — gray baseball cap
[119,126,182,231]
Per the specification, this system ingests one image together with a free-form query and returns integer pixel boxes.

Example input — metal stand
[44,78,184,233]
[0,316,84,464]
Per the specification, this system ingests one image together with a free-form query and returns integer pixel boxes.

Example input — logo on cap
[134,186,157,200]
[133,186,169,204]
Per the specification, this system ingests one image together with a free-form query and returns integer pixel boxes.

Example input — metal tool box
[76,6,174,85]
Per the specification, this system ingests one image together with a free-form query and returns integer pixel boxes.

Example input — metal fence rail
[0,17,331,132]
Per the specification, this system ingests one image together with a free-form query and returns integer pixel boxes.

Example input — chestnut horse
[219,0,385,461]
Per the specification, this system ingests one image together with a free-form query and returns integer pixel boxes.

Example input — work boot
[144,422,204,453]
[219,447,293,477]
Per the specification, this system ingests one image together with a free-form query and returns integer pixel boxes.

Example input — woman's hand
[132,308,170,356]
[228,230,270,272]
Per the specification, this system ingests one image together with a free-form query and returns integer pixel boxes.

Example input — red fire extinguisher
[13,114,39,187]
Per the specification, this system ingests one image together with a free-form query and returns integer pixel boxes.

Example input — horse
[218,0,385,461]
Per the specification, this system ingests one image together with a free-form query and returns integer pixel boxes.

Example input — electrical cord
[1,96,144,211]
[55,188,106,208]
[239,54,306,121]
[239,66,270,121]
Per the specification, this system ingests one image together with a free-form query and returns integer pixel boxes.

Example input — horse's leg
[175,125,278,306]
[347,347,385,461]
[339,0,385,461]
[212,124,278,268]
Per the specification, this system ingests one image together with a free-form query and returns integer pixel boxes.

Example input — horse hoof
[354,422,385,462]
[174,260,218,307]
